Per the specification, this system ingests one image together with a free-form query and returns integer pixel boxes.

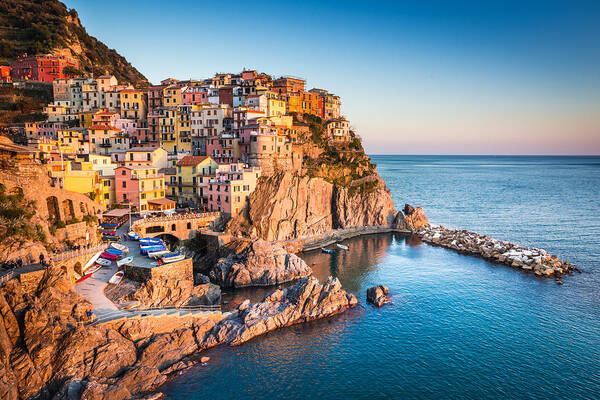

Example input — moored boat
[127,231,140,240]
[76,264,102,283]
[102,234,120,242]
[116,256,133,267]
[321,248,334,254]
[147,249,171,259]
[140,244,167,255]
[105,248,124,256]
[336,243,349,250]
[99,251,118,261]
[161,253,185,264]
[139,237,164,244]
[95,257,112,266]
[110,243,129,253]
[99,229,117,235]
[108,271,125,285]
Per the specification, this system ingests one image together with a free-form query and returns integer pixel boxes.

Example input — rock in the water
[200,356,210,363]
[366,285,390,307]
[402,204,429,230]
[206,276,357,346]
[210,240,312,288]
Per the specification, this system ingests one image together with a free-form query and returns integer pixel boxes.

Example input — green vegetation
[66,217,80,225]
[0,83,52,124]
[83,214,98,225]
[0,0,147,86]
[0,183,46,243]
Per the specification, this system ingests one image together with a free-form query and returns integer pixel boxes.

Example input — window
[121,170,126,175]
[122,181,126,188]
[171,224,176,231]
[187,222,191,229]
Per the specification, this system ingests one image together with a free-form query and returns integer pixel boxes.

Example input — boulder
[210,240,312,288]
[366,285,390,307]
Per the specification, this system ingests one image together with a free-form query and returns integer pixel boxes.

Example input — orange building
[0,66,10,82]
[273,77,305,94]
[301,91,323,117]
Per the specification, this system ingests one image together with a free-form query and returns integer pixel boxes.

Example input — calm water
[163,156,600,400]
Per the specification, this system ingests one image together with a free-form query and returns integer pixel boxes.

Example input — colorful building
[10,54,79,82]
[114,166,172,214]
[207,165,261,216]
[174,155,219,205]
[119,89,147,122]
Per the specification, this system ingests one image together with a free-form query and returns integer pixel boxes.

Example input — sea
[162,156,600,400]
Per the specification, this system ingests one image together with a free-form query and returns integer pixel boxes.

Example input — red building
[10,54,79,83]
[0,66,10,82]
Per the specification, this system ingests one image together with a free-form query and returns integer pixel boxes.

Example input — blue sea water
[162,156,600,400]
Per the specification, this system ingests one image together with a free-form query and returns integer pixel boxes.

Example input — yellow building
[174,156,219,205]
[163,85,182,106]
[99,176,115,207]
[62,161,102,204]
[159,105,192,153]
[119,89,147,122]
[266,91,286,117]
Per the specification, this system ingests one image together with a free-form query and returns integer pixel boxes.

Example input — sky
[65,0,600,155]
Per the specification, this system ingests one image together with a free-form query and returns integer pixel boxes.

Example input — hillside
[0,0,148,87]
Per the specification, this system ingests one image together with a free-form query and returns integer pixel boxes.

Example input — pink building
[206,164,261,216]
[115,118,138,134]
[92,110,120,127]
[182,86,210,105]
[131,127,159,148]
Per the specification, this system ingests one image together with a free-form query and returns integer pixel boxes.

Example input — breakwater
[417,225,579,279]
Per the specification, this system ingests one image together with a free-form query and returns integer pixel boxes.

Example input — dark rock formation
[367,285,390,307]
[209,240,312,288]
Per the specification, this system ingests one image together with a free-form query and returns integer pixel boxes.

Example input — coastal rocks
[206,276,358,346]
[210,240,312,288]
[417,225,576,278]
[367,285,390,307]
[106,278,221,308]
[227,172,396,241]
[402,204,429,230]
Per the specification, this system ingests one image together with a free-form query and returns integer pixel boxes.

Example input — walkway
[0,263,46,285]
[74,250,120,319]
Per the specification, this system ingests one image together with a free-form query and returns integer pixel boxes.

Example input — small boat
[72,272,81,283]
[100,223,118,229]
[127,231,141,240]
[139,237,164,244]
[76,264,102,283]
[99,229,117,235]
[95,257,113,266]
[161,253,185,263]
[116,256,133,267]
[110,243,129,253]
[108,271,124,285]
[140,244,167,255]
[102,234,120,242]
[105,248,125,256]
[321,248,334,254]
[336,244,349,250]
[100,251,119,261]
[147,249,171,259]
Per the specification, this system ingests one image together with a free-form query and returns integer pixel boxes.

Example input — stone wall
[132,212,221,241]
[124,258,193,283]
[54,221,99,244]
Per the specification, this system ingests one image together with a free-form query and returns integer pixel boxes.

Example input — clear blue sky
[65,0,600,155]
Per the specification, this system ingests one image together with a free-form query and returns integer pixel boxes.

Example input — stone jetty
[417,225,577,278]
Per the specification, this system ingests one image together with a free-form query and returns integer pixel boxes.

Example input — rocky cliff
[210,240,312,288]
[0,265,356,399]
[227,172,397,241]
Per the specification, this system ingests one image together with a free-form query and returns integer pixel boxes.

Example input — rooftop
[177,155,210,166]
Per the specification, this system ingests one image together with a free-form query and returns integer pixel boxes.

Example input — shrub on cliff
[0,183,45,242]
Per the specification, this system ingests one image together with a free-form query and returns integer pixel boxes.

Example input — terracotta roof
[90,125,118,130]
[148,198,175,205]
[119,88,140,93]
[176,155,210,167]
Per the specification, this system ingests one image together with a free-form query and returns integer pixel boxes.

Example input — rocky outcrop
[366,285,390,307]
[0,264,357,399]
[206,276,358,346]
[402,204,429,229]
[418,226,578,278]
[210,240,312,288]
[227,172,396,241]
[105,278,221,308]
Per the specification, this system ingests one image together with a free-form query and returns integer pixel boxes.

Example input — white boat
[127,231,140,240]
[116,256,133,267]
[336,243,349,250]
[147,249,171,259]
[108,271,124,285]
[161,253,185,264]
[95,258,112,266]
[110,243,129,253]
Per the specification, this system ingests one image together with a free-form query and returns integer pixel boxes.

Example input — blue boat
[100,223,118,228]
[140,244,167,255]
[321,247,334,254]
[105,248,124,256]
[127,231,141,240]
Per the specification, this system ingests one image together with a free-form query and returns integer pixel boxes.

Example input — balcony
[98,142,111,148]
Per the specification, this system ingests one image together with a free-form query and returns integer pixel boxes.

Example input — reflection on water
[222,233,405,310]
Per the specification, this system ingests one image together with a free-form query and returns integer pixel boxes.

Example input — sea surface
[163,156,600,400]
